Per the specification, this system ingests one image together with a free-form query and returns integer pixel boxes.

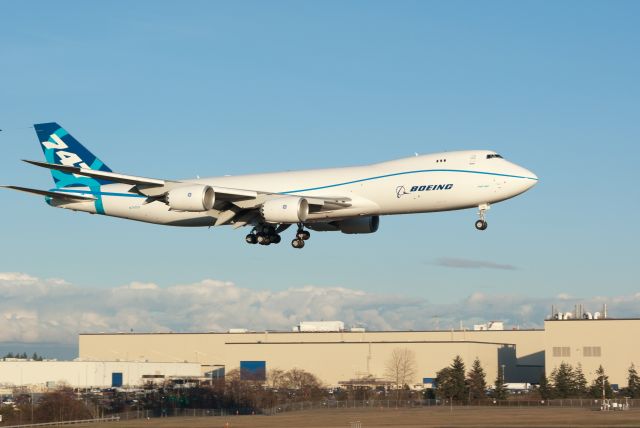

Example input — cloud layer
[433,257,518,270]
[1,272,639,344]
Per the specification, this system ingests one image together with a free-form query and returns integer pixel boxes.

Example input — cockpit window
[486,154,503,159]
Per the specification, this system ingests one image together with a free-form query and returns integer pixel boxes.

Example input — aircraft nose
[519,167,538,189]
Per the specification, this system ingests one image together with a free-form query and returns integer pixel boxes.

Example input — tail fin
[34,122,113,188]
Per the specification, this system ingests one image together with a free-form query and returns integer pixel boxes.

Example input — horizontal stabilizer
[21,160,353,210]
[1,185,96,201]
[24,160,165,186]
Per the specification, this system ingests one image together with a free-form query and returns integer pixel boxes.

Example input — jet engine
[166,185,215,212]
[261,196,309,223]
[337,216,380,234]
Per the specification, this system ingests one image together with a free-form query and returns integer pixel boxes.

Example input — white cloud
[0,272,38,282]
[0,272,639,344]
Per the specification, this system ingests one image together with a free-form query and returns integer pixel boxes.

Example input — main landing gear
[245,225,282,246]
[291,225,311,249]
[245,223,310,249]
[475,203,490,231]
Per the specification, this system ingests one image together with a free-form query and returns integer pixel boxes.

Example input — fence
[4,399,636,427]
[262,398,640,414]
[1,416,120,428]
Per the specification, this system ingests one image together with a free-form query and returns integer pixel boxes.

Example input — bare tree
[384,348,418,400]
[281,368,324,401]
[267,368,285,389]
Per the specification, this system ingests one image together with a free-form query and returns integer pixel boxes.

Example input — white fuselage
[51,150,537,227]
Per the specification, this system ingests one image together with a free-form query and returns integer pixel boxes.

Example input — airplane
[3,122,538,249]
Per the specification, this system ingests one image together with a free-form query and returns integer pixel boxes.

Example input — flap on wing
[304,196,352,208]
[2,185,96,201]
[213,186,258,200]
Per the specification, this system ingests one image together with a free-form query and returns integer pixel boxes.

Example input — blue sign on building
[240,361,266,381]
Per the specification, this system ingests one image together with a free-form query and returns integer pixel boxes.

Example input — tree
[435,367,456,401]
[550,362,574,398]
[590,365,613,399]
[450,356,467,401]
[434,356,466,402]
[267,368,285,389]
[34,389,92,423]
[627,364,640,398]
[281,368,324,402]
[466,358,487,402]
[384,348,417,399]
[491,366,507,400]
[573,364,588,397]
[538,371,551,400]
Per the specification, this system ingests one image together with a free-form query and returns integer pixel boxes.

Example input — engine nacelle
[337,216,380,234]
[166,185,215,212]
[261,197,309,223]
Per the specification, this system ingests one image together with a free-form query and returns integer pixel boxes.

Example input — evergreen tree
[435,367,456,401]
[538,371,552,400]
[466,357,487,402]
[627,364,640,398]
[573,364,588,397]
[32,352,38,361]
[435,356,468,403]
[492,366,507,400]
[450,355,467,402]
[590,365,613,399]
[551,362,574,398]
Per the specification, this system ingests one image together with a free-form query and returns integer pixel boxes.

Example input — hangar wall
[79,329,546,386]
[544,319,640,387]
[0,361,201,389]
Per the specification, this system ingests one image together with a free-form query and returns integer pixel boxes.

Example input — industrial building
[76,312,640,389]
[0,310,627,391]
[0,361,201,390]
[79,321,546,388]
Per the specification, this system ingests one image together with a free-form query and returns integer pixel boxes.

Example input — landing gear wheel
[297,230,311,240]
[256,232,268,244]
[271,234,281,244]
[475,220,488,231]
[245,234,257,244]
[291,238,305,249]
[475,203,490,231]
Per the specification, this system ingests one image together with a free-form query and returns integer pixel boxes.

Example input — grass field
[77,407,640,427]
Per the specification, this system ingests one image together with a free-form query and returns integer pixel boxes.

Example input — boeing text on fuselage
[3,122,539,249]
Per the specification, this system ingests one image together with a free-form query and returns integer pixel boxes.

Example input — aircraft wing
[1,185,96,201]
[24,160,352,209]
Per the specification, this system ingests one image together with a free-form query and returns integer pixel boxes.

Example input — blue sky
[0,1,639,350]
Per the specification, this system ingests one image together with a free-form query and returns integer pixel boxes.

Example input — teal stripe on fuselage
[281,168,538,194]
[50,169,537,199]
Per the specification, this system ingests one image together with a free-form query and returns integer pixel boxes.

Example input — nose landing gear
[475,203,490,231]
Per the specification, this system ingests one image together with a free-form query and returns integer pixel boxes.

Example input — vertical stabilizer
[34,122,113,188]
